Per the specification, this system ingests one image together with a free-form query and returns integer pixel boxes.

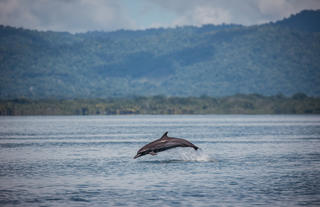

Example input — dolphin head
[134,153,142,159]
[134,148,150,159]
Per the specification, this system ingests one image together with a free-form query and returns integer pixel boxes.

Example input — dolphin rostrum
[134,132,199,159]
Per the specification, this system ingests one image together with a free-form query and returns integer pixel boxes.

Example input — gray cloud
[0,0,319,32]
[147,0,320,26]
[0,0,135,33]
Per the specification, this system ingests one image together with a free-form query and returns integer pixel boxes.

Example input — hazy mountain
[0,10,319,99]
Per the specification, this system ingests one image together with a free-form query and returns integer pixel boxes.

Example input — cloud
[0,0,135,33]
[147,0,320,26]
[0,0,320,32]
[173,6,231,26]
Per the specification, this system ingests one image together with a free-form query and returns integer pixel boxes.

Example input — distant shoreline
[1,94,319,115]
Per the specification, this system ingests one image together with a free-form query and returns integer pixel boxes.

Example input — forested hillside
[0,10,320,99]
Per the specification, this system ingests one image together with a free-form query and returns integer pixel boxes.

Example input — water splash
[134,148,216,162]
[177,148,215,162]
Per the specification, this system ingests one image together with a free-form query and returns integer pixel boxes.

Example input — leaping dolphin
[134,132,199,159]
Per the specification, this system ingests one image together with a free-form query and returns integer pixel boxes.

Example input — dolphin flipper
[150,151,157,156]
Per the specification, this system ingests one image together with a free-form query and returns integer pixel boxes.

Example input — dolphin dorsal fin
[160,131,168,139]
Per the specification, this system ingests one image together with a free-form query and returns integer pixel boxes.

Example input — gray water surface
[0,115,320,206]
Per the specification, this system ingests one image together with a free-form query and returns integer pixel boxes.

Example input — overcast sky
[0,0,320,33]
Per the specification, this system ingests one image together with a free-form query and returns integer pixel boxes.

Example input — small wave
[138,159,186,164]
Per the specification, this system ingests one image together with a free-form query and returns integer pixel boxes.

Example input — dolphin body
[134,132,199,159]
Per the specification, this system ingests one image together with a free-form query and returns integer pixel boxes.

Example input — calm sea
[0,115,320,206]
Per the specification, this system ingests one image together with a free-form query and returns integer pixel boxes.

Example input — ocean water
[0,115,320,206]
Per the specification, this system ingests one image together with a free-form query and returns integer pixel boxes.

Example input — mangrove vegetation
[1,94,319,115]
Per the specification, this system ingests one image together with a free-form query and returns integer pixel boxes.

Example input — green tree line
[1,94,319,115]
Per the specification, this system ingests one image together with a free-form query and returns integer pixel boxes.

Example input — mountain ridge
[0,10,320,99]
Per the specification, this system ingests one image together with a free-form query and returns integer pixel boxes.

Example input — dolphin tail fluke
[193,145,199,150]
